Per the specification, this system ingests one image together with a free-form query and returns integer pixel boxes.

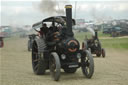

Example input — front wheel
[102,48,106,58]
[81,50,94,78]
[96,52,101,57]
[49,52,61,81]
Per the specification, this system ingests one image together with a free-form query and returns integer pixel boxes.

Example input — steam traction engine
[31,5,94,81]
[82,30,106,58]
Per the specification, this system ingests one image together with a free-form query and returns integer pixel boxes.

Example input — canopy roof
[32,16,76,29]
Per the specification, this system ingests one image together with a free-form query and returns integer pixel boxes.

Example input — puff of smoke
[73,24,95,36]
[86,27,95,36]
[39,0,65,15]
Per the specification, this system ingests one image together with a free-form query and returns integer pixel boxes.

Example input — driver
[39,23,49,36]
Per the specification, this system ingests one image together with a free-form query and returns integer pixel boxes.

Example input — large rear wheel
[32,39,47,75]
[49,52,61,81]
[81,50,94,78]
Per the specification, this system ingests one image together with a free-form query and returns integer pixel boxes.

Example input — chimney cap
[65,5,72,9]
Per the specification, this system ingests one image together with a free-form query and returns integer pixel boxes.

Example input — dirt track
[0,37,128,85]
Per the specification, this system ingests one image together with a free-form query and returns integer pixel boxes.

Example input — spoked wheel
[81,50,94,78]
[49,52,61,81]
[64,68,77,73]
[32,40,46,75]
[102,48,106,58]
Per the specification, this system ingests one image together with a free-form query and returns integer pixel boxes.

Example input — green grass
[101,38,128,50]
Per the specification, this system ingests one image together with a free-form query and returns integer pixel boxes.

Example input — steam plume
[73,24,95,36]
[39,0,65,15]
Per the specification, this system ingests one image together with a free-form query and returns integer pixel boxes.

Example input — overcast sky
[0,0,128,26]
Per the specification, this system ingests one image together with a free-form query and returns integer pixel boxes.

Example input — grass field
[101,38,128,50]
[0,33,128,85]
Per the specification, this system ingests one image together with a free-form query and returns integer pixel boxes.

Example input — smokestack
[65,5,74,37]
